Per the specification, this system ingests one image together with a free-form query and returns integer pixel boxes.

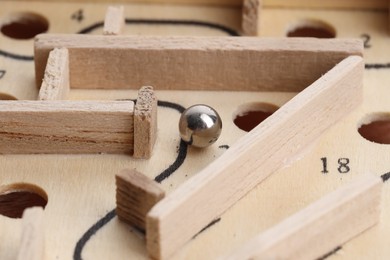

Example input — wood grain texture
[226,175,383,260]
[116,169,165,231]
[17,207,45,260]
[134,86,158,159]
[34,35,363,91]
[103,6,125,36]
[38,48,69,100]
[146,56,364,259]
[242,0,260,36]
[0,101,134,154]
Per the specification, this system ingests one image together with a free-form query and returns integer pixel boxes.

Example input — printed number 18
[321,157,350,174]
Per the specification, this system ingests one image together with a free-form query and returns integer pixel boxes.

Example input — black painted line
[155,139,188,183]
[0,49,34,61]
[192,218,221,239]
[73,209,116,260]
[125,19,240,36]
[381,172,390,182]
[218,145,230,149]
[365,63,390,69]
[316,246,342,260]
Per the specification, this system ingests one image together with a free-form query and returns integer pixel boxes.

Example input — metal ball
[179,104,222,148]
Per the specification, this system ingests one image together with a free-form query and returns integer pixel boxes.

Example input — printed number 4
[71,9,84,23]
[321,157,350,174]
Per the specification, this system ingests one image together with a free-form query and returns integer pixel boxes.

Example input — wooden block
[13,0,245,7]
[226,175,383,260]
[0,101,134,154]
[38,48,69,100]
[12,0,389,9]
[17,207,45,260]
[242,0,260,36]
[34,35,363,91]
[133,86,158,159]
[103,6,125,36]
[116,169,165,231]
[145,56,364,259]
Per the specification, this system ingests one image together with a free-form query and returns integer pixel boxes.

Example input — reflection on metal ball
[179,104,222,148]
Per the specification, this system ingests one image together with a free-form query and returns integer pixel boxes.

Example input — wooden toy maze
[0,0,390,259]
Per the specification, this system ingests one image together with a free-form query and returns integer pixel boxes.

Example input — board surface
[1,1,390,259]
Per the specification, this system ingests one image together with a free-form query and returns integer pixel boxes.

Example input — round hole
[233,103,279,132]
[286,19,336,38]
[0,93,17,100]
[0,183,48,218]
[1,12,49,40]
[358,113,390,144]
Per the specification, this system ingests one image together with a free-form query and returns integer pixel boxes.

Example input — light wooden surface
[17,207,45,260]
[226,174,383,260]
[38,48,69,100]
[34,35,362,90]
[1,1,390,260]
[146,55,363,259]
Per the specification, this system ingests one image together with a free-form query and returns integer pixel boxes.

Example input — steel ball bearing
[179,104,222,148]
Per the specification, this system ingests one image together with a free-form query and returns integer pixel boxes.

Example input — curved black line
[125,19,240,36]
[218,145,230,150]
[317,246,342,260]
[73,209,116,260]
[155,139,188,183]
[77,19,239,36]
[0,49,33,61]
[74,100,188,260]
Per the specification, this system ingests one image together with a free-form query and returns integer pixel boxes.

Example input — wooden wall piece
[133,86,158,159]
[242,0,260,36]
[34,35,363,91]
[103,6,125,36]
[38,48,70,100]
[0,101,134,154]
[226,174,383,260]
[17,207,45,260]
[116,169,165,231]
[10,0,389,10]
[145,55,364,259]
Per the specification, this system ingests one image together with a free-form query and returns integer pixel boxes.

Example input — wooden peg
[134,86,158,159]
[38,48,69,100]
[226,174,383,260]
[242,0,260,36]
[17,207,45,260]
[103,6,125,36]
[116,169,165,231]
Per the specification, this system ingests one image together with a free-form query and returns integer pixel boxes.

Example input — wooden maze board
[1,0,390,259]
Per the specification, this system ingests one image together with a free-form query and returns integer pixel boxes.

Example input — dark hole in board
[287,20,336,39]
[233,103,279,132]
[358,120,390,144]
[0,183,48,218]
[1,12,49,40]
